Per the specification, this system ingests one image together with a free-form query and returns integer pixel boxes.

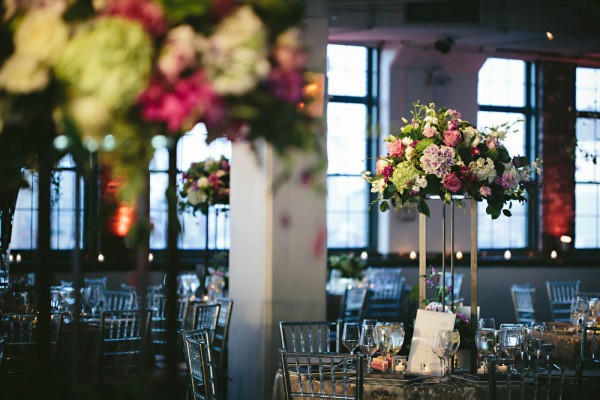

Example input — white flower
[68,96,111,140]
[470,157,496,184]
[405,146,416,161]
[424,115,438,125]
[401,137,413,146]
[216,170,226,178]
[197,177,209,188]
[187,189,202,206]
[14,8,68,65]
[0,54,49,93]
[371,178,387,193]
[426,302,443,312]
[462,126,480,146]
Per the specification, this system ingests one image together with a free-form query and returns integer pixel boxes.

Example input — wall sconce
[455,251,463,260]
[409,251,418,260]
[503,250,511,260]
[98,253,105,262]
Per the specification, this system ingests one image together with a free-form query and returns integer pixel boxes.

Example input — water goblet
[431,329,461,381]
[475,328,495,372]
[342,322,360,355]
[539,325,557,360]
[359,324,378,373]
[388,322,405,358]
[572,295,590,327]
[478,318,496,330]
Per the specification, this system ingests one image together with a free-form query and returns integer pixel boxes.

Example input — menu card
[407,309,456,374]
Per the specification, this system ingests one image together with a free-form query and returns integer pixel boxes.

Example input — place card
[406,309,456,374]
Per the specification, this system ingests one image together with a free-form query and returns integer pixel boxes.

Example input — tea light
[497,365,508,373]
[394,364,406,372]
[477,366,486,374]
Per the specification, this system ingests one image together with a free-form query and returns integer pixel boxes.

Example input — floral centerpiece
[327,252,366,280]
[363,102,541,217]
[180,155,230,215]
[0,0,321,205]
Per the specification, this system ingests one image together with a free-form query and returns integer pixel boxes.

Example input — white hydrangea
[197,177,209,188]
[470,157,496,183]
[371,178,387,193]
[411,176,427,192]
[424,115,438,125]
[187,189,202,206]
[462,126,481,146]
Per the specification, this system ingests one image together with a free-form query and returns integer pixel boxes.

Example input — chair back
[84,277,107,291]
[510,284,537,324]
[364,274,405,322]
[0,313,36,374]
[182,329,219,400]
[280,350,364,400]
[340,287,367,323]
[489,358,581,400]
[103,290,137,311]
[149,294,189,354]
[279,320,342,353]
[192,303,221,340]
[546,280,580,322]
[214,298,233,397]
[98,309,151,384]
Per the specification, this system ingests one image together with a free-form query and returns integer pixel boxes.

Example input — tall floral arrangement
[0,0,321,202]
[180,155,230,215]
[363,102,541,217]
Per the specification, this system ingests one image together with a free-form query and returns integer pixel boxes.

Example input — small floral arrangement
[180,155,230,215]
[327,252,366,280]
[410,266,474,348]
[363,102,541,218]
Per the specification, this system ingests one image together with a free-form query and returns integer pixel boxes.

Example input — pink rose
[479,185,491,197]
[423,124,437,138]
[443,129,462,147]
[443,173,462,193]
[387,140,406,158]
[376,159,387,174]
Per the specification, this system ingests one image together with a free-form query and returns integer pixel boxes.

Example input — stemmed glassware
[388,322,405,358]
[539,325,557,360]
[374,322,391,366]
[572,295,590,327]
[478,318,496,330]
[475,328,496,372]
[342,322,360,355]
[500,326,523,373]
[431,329,461,381]
[359,323,378,372]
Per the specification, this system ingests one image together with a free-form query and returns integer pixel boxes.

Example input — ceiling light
[546,31,554,41]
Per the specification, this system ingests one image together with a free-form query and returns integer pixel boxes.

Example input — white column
[228,2,328,399]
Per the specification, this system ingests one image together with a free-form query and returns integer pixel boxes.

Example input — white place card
[407,309,456,374]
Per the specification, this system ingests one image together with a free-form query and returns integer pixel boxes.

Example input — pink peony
[479,185,491,197]
[443,173,462,193]
[387,140,406,158]
[102,0,168,39]
[443,129,462,147]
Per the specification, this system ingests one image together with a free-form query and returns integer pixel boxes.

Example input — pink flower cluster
[101,0,168,39]
[420,144,455,178]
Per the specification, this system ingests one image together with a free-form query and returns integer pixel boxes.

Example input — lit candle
[15,253,22,263]
[477,367,486,374]
[394,364,406,372]
[497,365,508,373]
[550,250,558,259]
[455,251,463,260]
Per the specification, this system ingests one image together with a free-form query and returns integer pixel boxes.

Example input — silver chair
[103,290,137,311]
[84,277,107,291]
[214,298,233,398]
[510,284,537,324]
[340,287,367,324]
[546,280,580,322]
[98,309,151,384]
[0,313,36,375]
[489,358,582,400]
[364,274,405,322]
[182,329,219,400]
[279,320,342,353]
[192,303,221,341]
[148,293,189,356]
[280,350,364,400]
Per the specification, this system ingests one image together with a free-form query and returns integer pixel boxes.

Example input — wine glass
[478,318,496,330]
[388,322,405,358]
[85,286,102,317]
[475,328,495,372]
[572,295,590,327]
[374,323,391,366]
[539,325,557,360]
[359,323,378,372]
[342,322,360,355]
[501,327,523,362]
[431,329,461,380]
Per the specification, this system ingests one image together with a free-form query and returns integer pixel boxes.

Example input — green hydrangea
[390,160,420,192]
[56,17,153,112]
[415,138,434,153]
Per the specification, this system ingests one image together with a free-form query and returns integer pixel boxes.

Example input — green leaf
[379,201,390,212]
[418,200,430,217]
[409,285,420,302]
[502,209,512,217]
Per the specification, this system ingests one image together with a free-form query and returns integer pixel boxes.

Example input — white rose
[187,189,202,206]
[0,54,49,93]
[401,137,412,146]
[197,177,209,188]
[14,8,68,65]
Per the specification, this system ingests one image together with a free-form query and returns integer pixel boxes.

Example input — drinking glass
[571,295,590,327]
[374,322,391,364]
[359,324,378,372]
[475,328,495,372]
[342,322,360,355]
[539,325,557,360]
[501,327,522,361]
[478,318,496,330]
[431,329,461,380]
[388,322,405,357]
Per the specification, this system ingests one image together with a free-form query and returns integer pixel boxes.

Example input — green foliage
[327,252,366,279]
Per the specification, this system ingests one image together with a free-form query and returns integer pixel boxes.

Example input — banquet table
[272,369,600,400]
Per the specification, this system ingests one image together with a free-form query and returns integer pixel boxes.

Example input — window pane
[575,183,600,248]
[478,202,527,249]
[327,176,368,248]
[575,118,600,182]
[576,68,600,112]
[327,102,367,175]
[327,44,367,97]
[477,111,526,157]
[478,58,525,107]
